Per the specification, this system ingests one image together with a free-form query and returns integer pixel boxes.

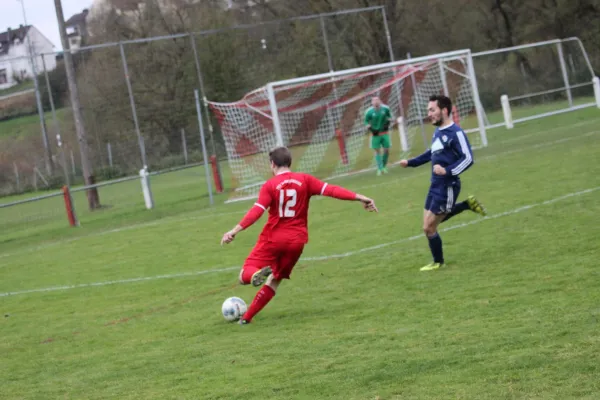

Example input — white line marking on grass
[2,186,598,298]
[1,129,598,262]
[0,210,246,261]
[496,117,600,145]
[303,186,600,261]
[0,266,240,297]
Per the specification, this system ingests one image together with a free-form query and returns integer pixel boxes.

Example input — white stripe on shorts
[446,186,454,212]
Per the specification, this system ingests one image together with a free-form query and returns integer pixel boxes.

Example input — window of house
[0,69,7,84]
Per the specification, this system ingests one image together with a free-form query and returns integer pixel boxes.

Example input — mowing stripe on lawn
[1,185,598,298]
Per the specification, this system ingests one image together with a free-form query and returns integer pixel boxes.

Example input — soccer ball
[221,297,247,322]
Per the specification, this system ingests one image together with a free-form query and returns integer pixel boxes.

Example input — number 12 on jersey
[279,189,297,217]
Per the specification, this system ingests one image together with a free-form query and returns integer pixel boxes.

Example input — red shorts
[244,241,305,280]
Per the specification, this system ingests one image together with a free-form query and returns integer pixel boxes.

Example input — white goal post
[207,49,488,202]
[472,37,598,130]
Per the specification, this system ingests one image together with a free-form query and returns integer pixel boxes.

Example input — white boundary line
[1,185,598,298]
[2,127,598,263]
[0,210,247,261]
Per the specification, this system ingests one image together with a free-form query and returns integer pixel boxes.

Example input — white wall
[29,27,57,72]
[0,26,56,90]
[0,61,14,90]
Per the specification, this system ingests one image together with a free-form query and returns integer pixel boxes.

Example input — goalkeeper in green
[364,96,393,175]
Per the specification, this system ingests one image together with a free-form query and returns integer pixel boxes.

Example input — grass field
[1,107,600,399]
[0,81,35,97]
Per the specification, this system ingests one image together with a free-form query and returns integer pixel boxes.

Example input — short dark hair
[269,146,292,168]
[429,94,452,116]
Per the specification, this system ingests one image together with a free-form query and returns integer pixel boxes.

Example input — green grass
[0,80,34,97]
[0,107,71,139]
[1,107,600,399]
[484,96,597,126]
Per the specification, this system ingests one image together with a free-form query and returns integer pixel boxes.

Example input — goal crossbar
[268,49,472,89]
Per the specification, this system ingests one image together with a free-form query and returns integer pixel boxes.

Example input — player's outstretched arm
[221,187,271,246]
[305,174,378,212]
[221,204,266,245]
[317,180,377,212]
[400,149,432,168]
[221,223,244,246]
[355,193,378,212]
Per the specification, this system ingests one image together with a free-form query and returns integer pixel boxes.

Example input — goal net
[207,49,487,202]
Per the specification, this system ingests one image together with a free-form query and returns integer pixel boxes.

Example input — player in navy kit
[400,95,487,271]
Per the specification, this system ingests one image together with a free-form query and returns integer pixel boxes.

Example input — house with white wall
[65,9,90,53]
[0,25,57,90]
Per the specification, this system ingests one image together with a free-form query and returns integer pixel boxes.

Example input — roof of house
[0,25,31,56]
[65,9,90,26]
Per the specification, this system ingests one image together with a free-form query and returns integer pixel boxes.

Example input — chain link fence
[0,6,396,240]
[0,6,392,202]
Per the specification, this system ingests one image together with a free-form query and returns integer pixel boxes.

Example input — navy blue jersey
[407,122,473,184]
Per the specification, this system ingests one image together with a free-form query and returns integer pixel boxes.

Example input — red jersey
[238,171,357,244]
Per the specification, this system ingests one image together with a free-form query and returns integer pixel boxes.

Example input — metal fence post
[42,56,70,187]
[119,43,147,168]
[380,6,395,62]
[70,150,76,175]
[556,41,573,107]
[379,7,406,133]
[181,128,188,164]
[20,0,53,176]
[320,15,342,148]
[14,162,20,192]
[320,16,335,74]
[107,142,113,167]
[407,52,428,147]
[190,34,218,157]
[195,89,214,206]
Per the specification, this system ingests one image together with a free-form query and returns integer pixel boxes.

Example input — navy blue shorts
[425,181,461,215]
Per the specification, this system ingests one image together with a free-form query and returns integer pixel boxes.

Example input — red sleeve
[305,174,357,200]
[239,183,272,229]
[306,174,328,196]
[322,184,357,201]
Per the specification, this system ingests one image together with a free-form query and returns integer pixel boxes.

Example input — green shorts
[371,132,391,149]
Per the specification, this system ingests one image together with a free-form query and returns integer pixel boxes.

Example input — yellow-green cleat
[420,262,444,271]
[381,167,389,174]
[467,195,487,216]
[376,169,383,176]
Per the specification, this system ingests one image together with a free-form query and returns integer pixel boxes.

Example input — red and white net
[208,54,483,202]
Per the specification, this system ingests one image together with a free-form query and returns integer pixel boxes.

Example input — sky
[0,0,93,52]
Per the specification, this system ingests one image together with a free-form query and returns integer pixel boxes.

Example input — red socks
[242,285,275,322]
[240,266,260,285]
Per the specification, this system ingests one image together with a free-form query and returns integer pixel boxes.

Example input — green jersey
[364,105,392,133]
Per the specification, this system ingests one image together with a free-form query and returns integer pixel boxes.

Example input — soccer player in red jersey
[221,146,378,324]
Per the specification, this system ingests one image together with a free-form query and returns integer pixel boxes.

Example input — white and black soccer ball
[221,297,247,322]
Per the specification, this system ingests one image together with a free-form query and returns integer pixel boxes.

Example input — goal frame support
[472,37,596,131]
